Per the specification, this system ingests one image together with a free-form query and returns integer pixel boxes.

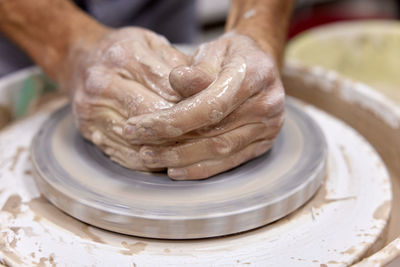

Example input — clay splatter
[9,146,27,171]
[10,226,36,238]
[341,246,357,255]
[373,200,391,220]
[1,194,22,218]
[120,241,147,255]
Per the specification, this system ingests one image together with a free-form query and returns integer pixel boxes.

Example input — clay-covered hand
[64,27,189,171]
[124,33,285,179]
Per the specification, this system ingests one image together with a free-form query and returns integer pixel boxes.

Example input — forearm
[226,0,294,67]
[0,0,109,83]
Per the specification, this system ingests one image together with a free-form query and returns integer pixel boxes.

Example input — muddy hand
[65,27,190,171]
[124,33,285,179]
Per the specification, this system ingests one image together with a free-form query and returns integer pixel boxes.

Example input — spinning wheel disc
[31,98,327,239]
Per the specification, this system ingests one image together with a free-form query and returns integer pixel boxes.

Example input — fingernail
[168,168,187,180]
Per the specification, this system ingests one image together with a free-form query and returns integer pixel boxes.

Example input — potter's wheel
[31,98,327,239]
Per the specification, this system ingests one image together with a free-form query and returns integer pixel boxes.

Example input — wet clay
[9,147,27,172]
[27,196,105,244]
[0,66,394,265]
[374,201,391,220]
[283,65,400,247]
[1,195,22,218]
[120,241,147,255]
[0,232,23,266]
[35,255,56,267]
[387,170,400,241]
[9,227,36,238]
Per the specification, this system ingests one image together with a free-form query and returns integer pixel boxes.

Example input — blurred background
[196,0,399,42]
[1,0,399,78]
[197,0,400,106]
[1,0,400,126]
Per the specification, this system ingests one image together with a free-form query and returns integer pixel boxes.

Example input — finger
[79,69,173,119]
[169,66,214,98]
[163,80,284,140]
[159,46,189,68]
[191,42,226,75]
[74,102,130,147]
[109,75,174,116]
[196,83,285,137]
[102,40,181,102]
[124,53,261,143]
[167,42,225,98]
[167,41,229,98]
[87,127,159,172]
[116,86,283,145]
[77,108,165,172]
[75,72,174,146]
[142,29,189,68]
[167,139,273,180]
[140,123,279,168]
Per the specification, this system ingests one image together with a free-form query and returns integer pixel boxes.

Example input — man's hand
[66,27,189,171]
[124,33,285,179]
[0,0,293,180]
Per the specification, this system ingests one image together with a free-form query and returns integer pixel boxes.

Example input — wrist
[58,24,111,94]
[54,17,111,85]
[0,0,110,85]
[225,0,294,68]
[229,29,278,65]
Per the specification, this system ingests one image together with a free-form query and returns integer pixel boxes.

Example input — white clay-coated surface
[0,97,391,266]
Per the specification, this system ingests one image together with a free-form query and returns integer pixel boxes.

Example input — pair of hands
[65,27,285,180]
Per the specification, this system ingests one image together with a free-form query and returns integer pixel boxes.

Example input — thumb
[169,65,214,98]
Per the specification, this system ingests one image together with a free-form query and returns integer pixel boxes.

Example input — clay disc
[31,99,327,239]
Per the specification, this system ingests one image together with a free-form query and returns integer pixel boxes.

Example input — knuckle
[246,58,276,92]
[257,89,285,117]
[262,115,281,128]
[76,120,92,140]
[120,94,139,117]
[90,130,103,146]
[206,99,226,123]
[72,91,92,120]
[259,69,275,90]
[103,43,127,65]
[190,163,210,180]
[140,147,158,166]
[212,136,234,156]
[84,66,112,95]
[257,93,274,115]
[209,109,224,123]
[261,116,285,138]
[166,148,181,164]
[140,146,181,167]
[255,141,272,156]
